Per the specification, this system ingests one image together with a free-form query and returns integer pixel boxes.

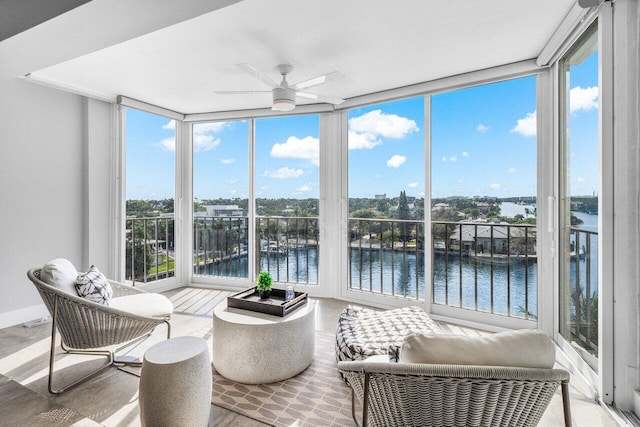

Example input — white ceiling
[15,0,576,114]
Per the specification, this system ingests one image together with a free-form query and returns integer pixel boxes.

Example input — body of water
[195,208,599,321]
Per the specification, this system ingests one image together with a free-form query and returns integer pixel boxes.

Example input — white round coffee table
[212,298,315,384]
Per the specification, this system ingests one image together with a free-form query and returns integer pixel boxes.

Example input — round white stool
[139,336,211,427]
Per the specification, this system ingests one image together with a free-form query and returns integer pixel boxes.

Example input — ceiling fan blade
[213,90,271,95]
[296,91,345,105]
[292,71,344,91]
[237,63,280,88]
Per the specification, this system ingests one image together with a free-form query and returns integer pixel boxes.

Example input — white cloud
[193,134,221,152]
[509,89,595,137]
[349,109,419,138]
[271,136,319,166]
[419,191,425,197]
[457,178,464,183]
[220,158,235,164]
[490,183,503,190]
[348,131,383,150]
[577,177,586,182]
[295,184,313,193]
[386,155,406,168]
[191,121,230,152]
[462,151,470,157]
[570,86,598,113]
[508,167,516,174]
[227,179,238,184]
[374,174,383,179]
[510,111,537,137]
[163,120,176,130]
[158,137,175,151]
[229,189,237,195]
[449,156,458,162]
[264,167,303,179]
[476,124,489,133]
[441,156,448,162]
[193,122,230,134]
[408,182,418,188]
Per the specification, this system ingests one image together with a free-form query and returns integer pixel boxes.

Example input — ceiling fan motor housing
[272,87,296,111]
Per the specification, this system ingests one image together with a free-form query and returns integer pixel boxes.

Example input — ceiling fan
[214,63,345,111]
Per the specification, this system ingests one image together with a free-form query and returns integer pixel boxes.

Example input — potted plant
[257,271,273,299]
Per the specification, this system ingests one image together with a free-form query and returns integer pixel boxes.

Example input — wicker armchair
[27,268,172,394]
[338,360,571,427]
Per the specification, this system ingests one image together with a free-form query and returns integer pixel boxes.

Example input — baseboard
[0,303,48,330]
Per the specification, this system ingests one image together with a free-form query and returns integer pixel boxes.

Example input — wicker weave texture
[29,269,167,350]
[339,362,569,427]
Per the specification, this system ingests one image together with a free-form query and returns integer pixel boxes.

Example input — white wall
[84,98,115,277]
[611,0,640,413]
[0,79,85,328]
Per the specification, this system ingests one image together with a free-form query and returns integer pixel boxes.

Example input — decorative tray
[227,287,308,317]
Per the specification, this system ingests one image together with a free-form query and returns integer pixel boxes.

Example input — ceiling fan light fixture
[272,87,296,111]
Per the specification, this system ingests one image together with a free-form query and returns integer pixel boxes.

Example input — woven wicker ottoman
[335,306,441,367]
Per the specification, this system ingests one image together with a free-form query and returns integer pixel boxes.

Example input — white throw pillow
[399,329,556,369]
[75,265,113,306]
[110,293,174,318]
[40,258,79,295]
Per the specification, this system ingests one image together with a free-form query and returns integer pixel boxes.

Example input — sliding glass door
[124,108,176,285]
[558,24,600,373]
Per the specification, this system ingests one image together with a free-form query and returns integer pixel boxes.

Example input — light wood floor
[0,288,620,426]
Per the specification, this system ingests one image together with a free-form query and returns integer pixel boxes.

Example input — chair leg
[362,372,370,427]
[47,296,172,393]
[350,387,362,427]
[48,296,113,395]
[561,381,572,427]
[165,319,171,339]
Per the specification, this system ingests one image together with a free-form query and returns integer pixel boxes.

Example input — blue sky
[126,57,598,201]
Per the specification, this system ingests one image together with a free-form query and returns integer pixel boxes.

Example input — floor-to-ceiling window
[192,120,249,280]
[255,114,320,285]
[191,114,320,286]
[559,23,599,373]
[124,108,176,285]
[431,76,538,321]
[347,97,425,299]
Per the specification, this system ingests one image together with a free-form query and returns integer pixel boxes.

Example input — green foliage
[351,209,378,219]
[570,213,584,226]
[571,196,598,214]
[126,199,174,217]
[257,271,273,291]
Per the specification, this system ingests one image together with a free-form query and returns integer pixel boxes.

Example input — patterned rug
[211,330,358,427]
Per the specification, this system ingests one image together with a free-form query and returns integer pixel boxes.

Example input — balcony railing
[128,216,598,326]
[125,216,175,285]
[349,219,538,320]
[193,216,249,279]
[349,218,425,299]
[567,226,598,359]
[257,216,319,285]
[432,221,537,319]
[193,215,319,285]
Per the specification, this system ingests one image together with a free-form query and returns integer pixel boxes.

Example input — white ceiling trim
[536,1,599,66]
[117,96,184,121]
[336,59,544,111]
[184,103,335,123]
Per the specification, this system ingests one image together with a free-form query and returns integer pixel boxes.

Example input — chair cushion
[40,258,78,295]
[110,293,174,318]
[399,329,556,369]
[75,265,113,306]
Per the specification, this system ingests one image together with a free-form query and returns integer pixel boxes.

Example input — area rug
[211,330,358,427]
